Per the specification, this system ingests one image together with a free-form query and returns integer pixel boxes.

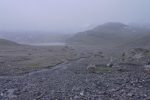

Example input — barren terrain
[0,44,150,100]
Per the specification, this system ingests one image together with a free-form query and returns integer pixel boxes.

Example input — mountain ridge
[68,22,150,48]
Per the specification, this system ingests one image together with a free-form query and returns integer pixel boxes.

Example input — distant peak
[94,22,128,30]
[102,22,127,27]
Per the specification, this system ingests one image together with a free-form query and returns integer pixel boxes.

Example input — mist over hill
[0,31,72,44]
[1,22,150,48]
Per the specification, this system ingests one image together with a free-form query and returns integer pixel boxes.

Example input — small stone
[138,85,143,88]
[74,95,79,99]
[80,91,84,96]
[0,93,4,96]
[144,94,147,97]
[109,88,116,92]
[127,93,133,97]
[106,63,113,67]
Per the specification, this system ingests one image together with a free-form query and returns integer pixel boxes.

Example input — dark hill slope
[0,39,20,46]
[68,22,149,48]
[119,34,150,49]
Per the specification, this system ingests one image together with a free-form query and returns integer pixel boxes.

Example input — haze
[0,0,150,33]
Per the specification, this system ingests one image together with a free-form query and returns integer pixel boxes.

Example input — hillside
[68,22,150,48]
[0,38,20,46]
[119,34,150,49]
[0,32,72,44]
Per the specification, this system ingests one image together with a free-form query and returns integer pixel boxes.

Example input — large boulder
[87,64,96,73]
[144,65,150,71]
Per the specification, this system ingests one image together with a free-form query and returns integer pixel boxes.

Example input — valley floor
[0,45,150,100]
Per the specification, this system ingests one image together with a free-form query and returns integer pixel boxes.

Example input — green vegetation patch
[95,66,115,73]
[30,63,40,68]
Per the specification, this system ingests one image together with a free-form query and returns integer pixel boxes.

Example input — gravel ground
[0,55,150,100]
[0,45,150,100]
[0,45,81,76]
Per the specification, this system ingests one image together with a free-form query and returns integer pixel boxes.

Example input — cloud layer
[0,0,150,33]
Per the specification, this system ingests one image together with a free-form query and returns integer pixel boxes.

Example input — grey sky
[0,0,150,33]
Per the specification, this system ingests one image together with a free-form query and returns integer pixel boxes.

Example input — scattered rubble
[0,47,150,100]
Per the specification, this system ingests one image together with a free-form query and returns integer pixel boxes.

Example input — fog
[0,0,150,33]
